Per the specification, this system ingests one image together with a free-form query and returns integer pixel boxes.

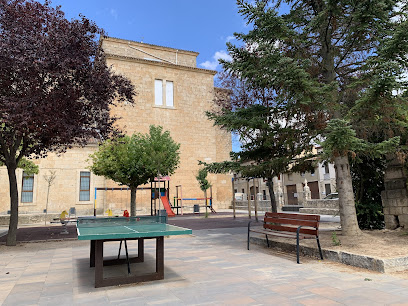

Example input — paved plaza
[1,226,408,305]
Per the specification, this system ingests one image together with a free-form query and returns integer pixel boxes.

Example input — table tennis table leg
[117,240,122,259]
[94,240,104,288]
[90,240,95,267]
[92,237,164,288]
[138,238,144,262]
[124,239,130,274]
[156,236,164,278]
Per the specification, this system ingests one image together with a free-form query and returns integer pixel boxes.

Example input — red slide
[161,196,176,217]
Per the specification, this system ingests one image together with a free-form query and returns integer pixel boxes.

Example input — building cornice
[105,53,217,75]
[103,36,199,56]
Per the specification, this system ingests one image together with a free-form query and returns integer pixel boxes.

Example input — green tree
[207,0,408,235]
[89,125,180,216]
[0,0,135,245]
[196,168,212,215]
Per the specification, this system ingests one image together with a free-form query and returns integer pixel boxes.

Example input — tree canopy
[0,0,136,245]
[89,125,180,216]
[205,0,408,234]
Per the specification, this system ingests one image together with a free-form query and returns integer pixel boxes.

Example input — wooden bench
[247,212,323,264]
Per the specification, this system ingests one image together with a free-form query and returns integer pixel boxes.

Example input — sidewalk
[1,226,408,305]
[0,226,8,238]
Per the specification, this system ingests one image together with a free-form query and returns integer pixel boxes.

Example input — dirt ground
[302,223,408,259]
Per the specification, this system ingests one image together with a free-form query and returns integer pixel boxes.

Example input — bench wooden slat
[264,217,319,228]
[263,223,318,236]
[265,212,320,221]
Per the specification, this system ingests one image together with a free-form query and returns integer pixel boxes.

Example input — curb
[250,237,408,273]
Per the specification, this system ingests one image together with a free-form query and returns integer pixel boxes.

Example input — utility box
[193,204,200,214]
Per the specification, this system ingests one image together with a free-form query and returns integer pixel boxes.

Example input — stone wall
[233,200,273,213]
[299,199,339,215]
[381,158,408,229]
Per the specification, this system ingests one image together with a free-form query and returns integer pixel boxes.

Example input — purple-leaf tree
[0,0,136,245]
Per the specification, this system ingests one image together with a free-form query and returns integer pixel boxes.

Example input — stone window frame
[79,171,91,202]
[153,78,176,109]
[76,170,93,205]
[21,171,34,203]
[17,170,38,206]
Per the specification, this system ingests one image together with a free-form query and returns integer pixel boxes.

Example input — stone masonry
[381,157,408,229]
[0,37,232,217]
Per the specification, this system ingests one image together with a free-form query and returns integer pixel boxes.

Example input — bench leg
[247,221,251,250]
[265,234,269,248]
[296,234,300,264]
[316,236,323,260]
[296,226,302,264]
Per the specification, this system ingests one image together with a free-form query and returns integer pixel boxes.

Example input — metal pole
[247,179,251,219]
[254,178,258,222]
[180,185,183,215]
[94,187,97,216]
[232,177,236,219]
[210,186,213,208]
[158,175,161,216]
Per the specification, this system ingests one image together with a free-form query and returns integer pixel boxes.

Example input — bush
[355,201,384,230]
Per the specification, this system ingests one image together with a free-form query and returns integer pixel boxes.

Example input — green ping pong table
[77,216,192,288]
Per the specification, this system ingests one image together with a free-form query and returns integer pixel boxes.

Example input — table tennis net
[77,216,167,227]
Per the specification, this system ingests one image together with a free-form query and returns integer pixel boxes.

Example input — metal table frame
[89,237,164,288]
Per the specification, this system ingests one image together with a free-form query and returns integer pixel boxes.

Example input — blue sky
[49,0,246,151]
[50,0,247,72]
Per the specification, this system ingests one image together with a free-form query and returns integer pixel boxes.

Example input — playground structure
[92,180,216,217]
[172,185,216,215]
[93,176,172,217]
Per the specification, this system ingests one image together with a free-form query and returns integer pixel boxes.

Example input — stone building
[0,37,232,218]
[233,148,336,212]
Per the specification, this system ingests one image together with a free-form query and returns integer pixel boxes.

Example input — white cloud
[226,35,235,42]
[110,9,118,20]
[200,50,232,70]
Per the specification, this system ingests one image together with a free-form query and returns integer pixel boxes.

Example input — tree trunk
[6,161,19,246]
[334,156,361,236]
[204,189,208,216]
[130,186,137,217]
[266,178,277,213]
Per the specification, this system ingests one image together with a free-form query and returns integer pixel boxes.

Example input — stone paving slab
[250,235,408,273]
[0,227,408,305]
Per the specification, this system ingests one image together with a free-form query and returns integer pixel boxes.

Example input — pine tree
[207,0,408,235]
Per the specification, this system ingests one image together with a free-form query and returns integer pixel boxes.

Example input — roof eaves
[103,36,200,55]
[105,53,217,75]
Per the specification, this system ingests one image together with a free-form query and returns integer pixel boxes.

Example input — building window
[155,79,163,106]
[311,168,315,176]
[79,171,90,201]
[155,79,174,107]
[325,184,331,195]
[323,163,329,174]
[166,81,174,107]
[21,172,34,203]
